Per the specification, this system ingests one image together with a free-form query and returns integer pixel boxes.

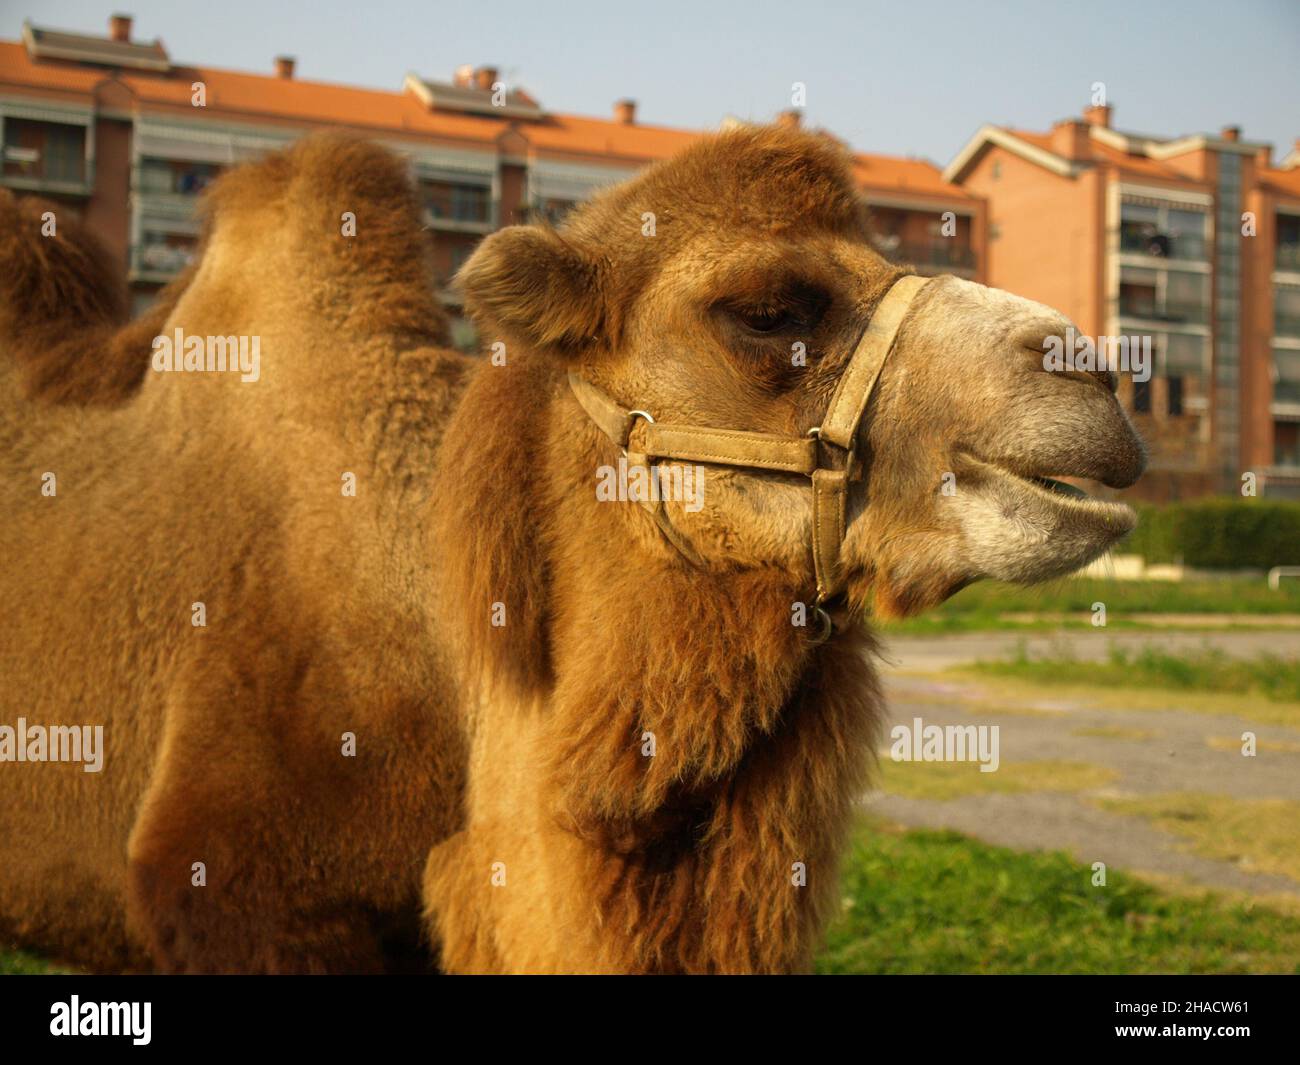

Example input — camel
[0,126,1145,974]
[0,187,195,408]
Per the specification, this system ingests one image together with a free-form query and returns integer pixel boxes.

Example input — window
[1120,203,1162,257]
[422,180,491,224]
[1132,378,1152,413]
[1165,271,1209,324]
[1276,348,1300,404]
[1119,199,1208,261]
[1119,267,1208,325]
[2,118,86,184]
[1167,376,1184,416]
[1166,208,1209,260]
[1276,422,1300,467]
[1278,214,1300,272]
[1119,270,1157,318]
[1276,285,1300,337]
[139,158,220,196]
[1164,332,1207,378]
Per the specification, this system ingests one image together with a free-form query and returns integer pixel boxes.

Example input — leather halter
[568,273,932,641]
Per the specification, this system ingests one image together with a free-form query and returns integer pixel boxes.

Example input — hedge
[1122,499,1300,570]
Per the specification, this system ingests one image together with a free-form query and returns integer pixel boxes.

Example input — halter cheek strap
[568,273,932,633]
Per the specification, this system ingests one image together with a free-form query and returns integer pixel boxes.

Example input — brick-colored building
[0,13,985,352]
[946,103,1300,500]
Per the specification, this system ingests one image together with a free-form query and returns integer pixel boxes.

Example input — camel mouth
[962,453,1137,535]
[1027,474,1090,501]
[992,463,1131,518]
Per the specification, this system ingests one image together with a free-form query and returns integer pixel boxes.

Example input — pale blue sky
[5,0,1298,166]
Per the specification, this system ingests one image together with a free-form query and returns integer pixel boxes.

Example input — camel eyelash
[722,285,831,337]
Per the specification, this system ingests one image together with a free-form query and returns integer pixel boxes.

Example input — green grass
[877,577,1300,633]
[0,949,62,974]
[878,758,1116,801]
[7,817,1299,974]
[1096,793,1300,884]
[817,818,1300,974]
[966,642,1300,703]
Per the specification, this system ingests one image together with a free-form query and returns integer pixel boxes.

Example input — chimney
[274,55,296,80]
[613,99,636,125]
[475,66,499,92]
[776,109,802,130]
[1050,118,1091,161]
[1256,145,1272,168]
[1221,125,1241,142]
[1083,103,1112,128]
[109,13,132,42]
[453,64,474,88]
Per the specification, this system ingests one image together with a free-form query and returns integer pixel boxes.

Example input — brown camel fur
[0,186,195,407]
[0,128,1145,973]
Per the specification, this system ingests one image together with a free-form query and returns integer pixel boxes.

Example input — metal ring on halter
[623,410,655,458]
[808,605,833,645]
[806,426,821,439]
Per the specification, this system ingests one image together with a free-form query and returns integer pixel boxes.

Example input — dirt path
[867,645,1300,901]
[876,628,1300,673]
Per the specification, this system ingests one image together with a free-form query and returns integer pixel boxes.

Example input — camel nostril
[1022,343,1116,395]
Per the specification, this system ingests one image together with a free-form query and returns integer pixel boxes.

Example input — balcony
[1119,226,1207,262]
[421,182,493,233]
[2,120,91,196]
[1118,298,1209,326]
[129,241,198,283]
[881,240,976,272]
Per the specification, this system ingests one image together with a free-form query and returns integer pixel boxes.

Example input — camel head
[457,125,1145,624]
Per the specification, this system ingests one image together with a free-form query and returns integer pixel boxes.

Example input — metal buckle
[622,409,655,457]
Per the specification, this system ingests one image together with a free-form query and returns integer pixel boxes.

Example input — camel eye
[735,307,796,334]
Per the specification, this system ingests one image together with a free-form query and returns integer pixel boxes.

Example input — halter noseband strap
[568,273,932,631]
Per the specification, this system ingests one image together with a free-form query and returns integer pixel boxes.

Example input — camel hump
[0,187,157,405]
[0,185,126,341]
[184,129,447,345]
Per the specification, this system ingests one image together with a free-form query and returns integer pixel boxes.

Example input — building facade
[947,103,1300,500]
[0,13,986,354]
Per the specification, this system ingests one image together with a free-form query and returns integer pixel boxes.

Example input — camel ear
[456,226,607,354]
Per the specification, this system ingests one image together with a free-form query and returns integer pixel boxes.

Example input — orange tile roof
[0,39,102,93]
[515,112,699,164]
[1006,128,1054,153]
[0,37,975,199]
[1085,137,1198,181]
[1261,165,1300,201]
[852,152,972,199]
[1004,125,1208,184]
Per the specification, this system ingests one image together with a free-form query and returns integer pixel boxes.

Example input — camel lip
[962,453,1136,527]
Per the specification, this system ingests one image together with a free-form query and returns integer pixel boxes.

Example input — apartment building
[947,103,1300,500]
[0,13,986,353]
